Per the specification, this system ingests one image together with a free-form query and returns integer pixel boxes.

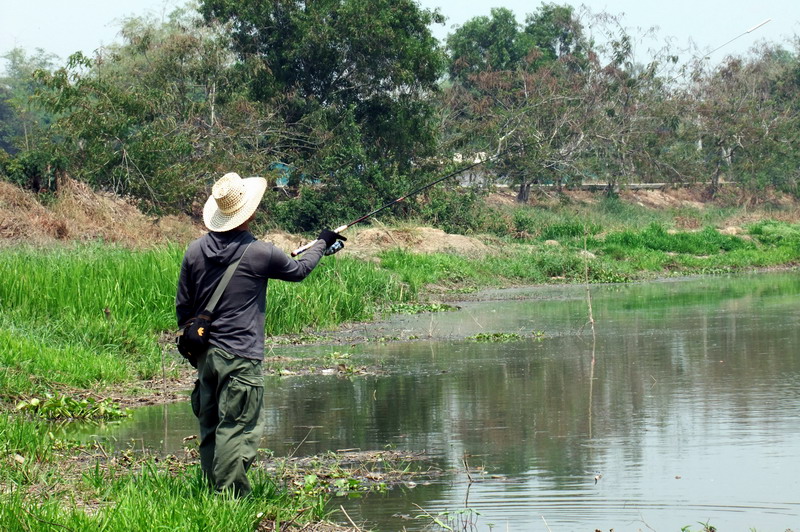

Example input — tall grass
[0,244,178,327]
[2,219,799,399]
[265,256,410,334]
[0,245,182,396]
[0,244,413,397]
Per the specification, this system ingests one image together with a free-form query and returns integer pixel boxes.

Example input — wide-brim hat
[203,172,268,232]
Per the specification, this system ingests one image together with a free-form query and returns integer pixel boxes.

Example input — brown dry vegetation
[265,226,492,258]
[0,177,203,247]
[3,178,800,253]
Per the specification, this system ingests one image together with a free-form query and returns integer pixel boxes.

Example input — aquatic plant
[467,332,525,342]
[387,302,458,314]
[16,394,130,421]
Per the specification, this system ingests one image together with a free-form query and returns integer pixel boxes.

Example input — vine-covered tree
[197,0,447,229]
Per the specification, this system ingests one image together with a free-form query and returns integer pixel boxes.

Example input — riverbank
[4,215,800,405]
[3,182,800,530]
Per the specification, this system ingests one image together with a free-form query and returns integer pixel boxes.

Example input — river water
[70,272,800,530]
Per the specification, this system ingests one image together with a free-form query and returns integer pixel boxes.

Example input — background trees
[198,0,447,229]
[0,1,798,228]
[28,10,236,212]
[685,46,800,197]
[444,4,595,201]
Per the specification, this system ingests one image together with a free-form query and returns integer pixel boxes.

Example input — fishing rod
[703,19,771,59]
[291,151,502,256]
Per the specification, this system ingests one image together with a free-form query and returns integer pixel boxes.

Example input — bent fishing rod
[291,152,502,256]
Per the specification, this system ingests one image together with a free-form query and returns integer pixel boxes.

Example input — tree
[442,4,595,202]
[198,0,447,229]
[200,0,444,162]
[522,3,590,69]
[446,4,590,84]
[446,8,529,82]
[0,86,16,154]
[687,45,800,197]
[0,47,57,154]
[27,10,257,212]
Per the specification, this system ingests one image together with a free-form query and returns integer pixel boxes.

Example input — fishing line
[703,19,771,60]
[291,148,510,256]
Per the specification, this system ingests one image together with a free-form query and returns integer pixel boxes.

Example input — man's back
[176,230,325,359]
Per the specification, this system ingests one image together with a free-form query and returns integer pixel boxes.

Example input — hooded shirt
[176,230,326,360]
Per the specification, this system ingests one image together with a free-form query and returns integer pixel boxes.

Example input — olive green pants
[191,346,264,497]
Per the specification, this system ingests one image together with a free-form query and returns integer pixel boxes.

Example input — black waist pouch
[177,313,212,368]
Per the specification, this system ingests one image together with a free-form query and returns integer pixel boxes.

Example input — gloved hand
[317,229,347,248]
[324,240,345,256]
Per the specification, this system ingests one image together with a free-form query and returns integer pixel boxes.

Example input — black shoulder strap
[205,242,253,314]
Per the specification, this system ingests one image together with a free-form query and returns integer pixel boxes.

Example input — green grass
[2,217,800,530]
[748,219,800,247]
[265,255,411,334]
[2,219,799,401]
[0,458,325,532]
[496,196,671,240]
[599,223,751,255]
[0,414,327,531]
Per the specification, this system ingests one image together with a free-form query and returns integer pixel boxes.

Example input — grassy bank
[2,211,800,530]
[0,413,328,531]
[2,218,800,402]
[0,244,413,401]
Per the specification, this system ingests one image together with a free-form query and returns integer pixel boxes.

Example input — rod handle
[291,225,348,257]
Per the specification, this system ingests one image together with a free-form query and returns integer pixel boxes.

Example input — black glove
[317,229,347,248]
[324,240,345,256]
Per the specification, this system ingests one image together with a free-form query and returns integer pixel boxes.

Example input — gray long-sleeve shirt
[176,230,326,360]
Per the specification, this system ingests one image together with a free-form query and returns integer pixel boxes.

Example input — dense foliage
[1,2,799,231]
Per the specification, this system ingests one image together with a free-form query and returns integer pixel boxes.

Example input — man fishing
[176,171,345,496]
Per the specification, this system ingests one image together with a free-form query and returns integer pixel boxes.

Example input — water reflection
[67,273,800,529]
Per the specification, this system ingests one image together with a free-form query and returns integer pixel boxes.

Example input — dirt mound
[262,227,490,257]
[262,230,305,254]
[0,177,203,247]
[486,190,518,206]
[621,187,706,209]
[0,181,60,240]
[346,227,489,256]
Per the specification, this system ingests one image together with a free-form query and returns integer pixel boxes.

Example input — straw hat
[203,172,268,232]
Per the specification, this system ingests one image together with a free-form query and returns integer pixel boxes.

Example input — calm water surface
[70,273,800,530]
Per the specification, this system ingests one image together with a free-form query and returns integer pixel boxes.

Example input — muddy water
[69,273,800,530]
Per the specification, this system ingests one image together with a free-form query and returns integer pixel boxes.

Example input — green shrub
[748,220,800,247]
[603,223,751,255]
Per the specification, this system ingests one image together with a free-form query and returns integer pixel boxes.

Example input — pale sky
[1,0,798,72]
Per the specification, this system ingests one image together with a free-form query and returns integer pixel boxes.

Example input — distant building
[451,152,507,187]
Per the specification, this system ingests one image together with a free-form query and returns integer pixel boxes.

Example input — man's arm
[268,240,326,282]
